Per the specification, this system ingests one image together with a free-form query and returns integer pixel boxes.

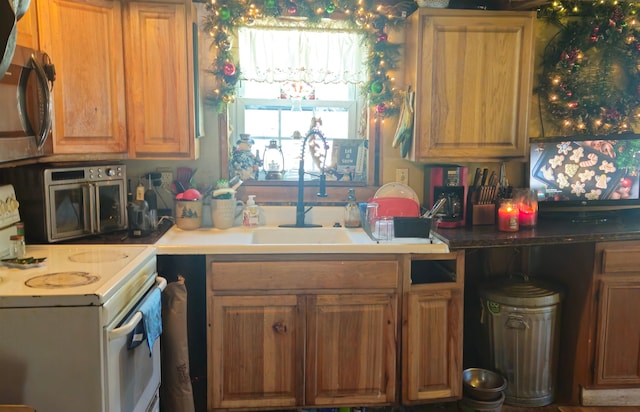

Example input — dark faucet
[280,125,328,228]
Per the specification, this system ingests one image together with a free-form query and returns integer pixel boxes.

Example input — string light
[201,0,405,117]
[537,0,640,135]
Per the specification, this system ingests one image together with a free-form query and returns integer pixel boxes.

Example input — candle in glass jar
[519,206,537,227]
[514,188,538,228]
[498,200,519,232]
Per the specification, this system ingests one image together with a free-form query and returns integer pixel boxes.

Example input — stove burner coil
[25,272,100,288]
[68,250,129,263]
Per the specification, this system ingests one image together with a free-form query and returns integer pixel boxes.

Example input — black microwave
[0,45,55,163]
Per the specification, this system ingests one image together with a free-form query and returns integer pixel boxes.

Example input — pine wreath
[537,2,640,136]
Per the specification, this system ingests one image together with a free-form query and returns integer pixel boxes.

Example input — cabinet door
[16,0,39,49]
[404,287,463,402]
[306,294,397,406]
[208,295,304,410]
[406,9,535,162]
[123,1,198,159]
[36,0,127,154]
[594,278,640,385]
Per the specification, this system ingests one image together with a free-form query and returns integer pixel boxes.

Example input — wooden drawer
[210,259,399,291]
[601,247,640,274]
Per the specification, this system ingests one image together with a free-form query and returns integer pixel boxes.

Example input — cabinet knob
[272,322,287,334]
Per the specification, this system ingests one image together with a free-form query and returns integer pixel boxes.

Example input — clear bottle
[10,235,26,258]
[243,195,260,227]
[344,188,361,228]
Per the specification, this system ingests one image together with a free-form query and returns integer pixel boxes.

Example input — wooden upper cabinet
[405,9,536,162]
[37,0,127,154]
[123,1,200,159]
[16,0,39,49]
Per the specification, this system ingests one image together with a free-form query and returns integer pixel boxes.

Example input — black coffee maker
[127,183,152,237]
[424,165,468,228]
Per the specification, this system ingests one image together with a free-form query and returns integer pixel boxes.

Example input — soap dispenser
[344,188,361,228]
[243,195,260,227]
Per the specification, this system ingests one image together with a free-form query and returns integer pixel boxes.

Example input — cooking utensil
[462,368,507,401]
[423,197,447,218]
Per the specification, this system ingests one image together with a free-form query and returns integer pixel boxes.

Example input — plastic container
[344,188,361,228]
[479,275,564,407]
[243,195,259,227]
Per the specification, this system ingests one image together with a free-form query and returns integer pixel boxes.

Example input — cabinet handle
[272,322,287,334]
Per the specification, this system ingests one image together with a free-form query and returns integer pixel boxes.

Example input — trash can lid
[479,273,564,307]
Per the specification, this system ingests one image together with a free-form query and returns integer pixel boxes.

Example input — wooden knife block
[471,203,495,225]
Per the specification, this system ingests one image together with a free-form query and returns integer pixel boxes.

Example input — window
[228,23,369,183]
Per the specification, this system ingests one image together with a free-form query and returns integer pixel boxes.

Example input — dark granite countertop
[433,211,640,249]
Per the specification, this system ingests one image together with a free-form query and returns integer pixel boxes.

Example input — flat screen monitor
[529,135,640,221]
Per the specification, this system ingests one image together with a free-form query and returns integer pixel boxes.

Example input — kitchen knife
[487,171,497,187]
[471,168,481,188]
[480,168,489,186]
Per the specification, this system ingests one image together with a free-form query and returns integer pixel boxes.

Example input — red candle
[498,200,519,232]
[519,206,537,227]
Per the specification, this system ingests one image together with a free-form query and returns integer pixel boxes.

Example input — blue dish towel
[140,287,162,356]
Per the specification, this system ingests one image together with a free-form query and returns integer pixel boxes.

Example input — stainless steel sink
[251,227,353,244]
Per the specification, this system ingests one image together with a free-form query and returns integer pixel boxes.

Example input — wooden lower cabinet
[527,241,640,405]
[306,294,397,406]
[592,241,640,387]
[207,252,464,410]
[210,295,303,409]
[402,252,465,404]
[207,255,400,410]
[404,287,463,402]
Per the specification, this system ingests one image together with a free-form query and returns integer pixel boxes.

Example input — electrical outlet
[396,168,408,185]
[157,168,173,188]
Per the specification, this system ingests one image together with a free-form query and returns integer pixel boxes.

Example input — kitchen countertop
[155,225,450,255]
[434,209,640,249]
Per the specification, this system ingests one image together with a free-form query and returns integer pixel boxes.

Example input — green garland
[201,0,411,117]
[537,1,640,135]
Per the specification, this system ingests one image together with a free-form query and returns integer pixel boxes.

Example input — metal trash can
[479,274,563,407]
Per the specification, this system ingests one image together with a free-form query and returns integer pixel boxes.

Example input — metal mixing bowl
[462,368,507,401]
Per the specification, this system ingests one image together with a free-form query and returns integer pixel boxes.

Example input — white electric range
[0,241,163,411]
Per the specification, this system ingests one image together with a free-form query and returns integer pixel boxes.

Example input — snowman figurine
[230,134,262,180]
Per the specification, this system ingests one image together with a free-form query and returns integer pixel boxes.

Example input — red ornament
[377,32,388,43]
[223,62,236,76]
[376,103,386,114]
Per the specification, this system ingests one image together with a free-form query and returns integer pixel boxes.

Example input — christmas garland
[201,0,412,118]
[537,1,640,135]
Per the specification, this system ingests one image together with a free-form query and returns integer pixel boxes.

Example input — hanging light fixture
[262,139,285,180]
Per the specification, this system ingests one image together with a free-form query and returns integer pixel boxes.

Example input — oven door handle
[109,276,167,340]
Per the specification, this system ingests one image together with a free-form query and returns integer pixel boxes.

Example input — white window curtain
[238,26,368,84]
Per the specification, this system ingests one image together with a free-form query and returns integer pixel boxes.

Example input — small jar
[513,188,538,228]
[497,199,519,232]
[10,235,26,258]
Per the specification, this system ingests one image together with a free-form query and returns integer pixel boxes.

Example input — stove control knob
[6,197,19,213]
[105,168,116,177]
